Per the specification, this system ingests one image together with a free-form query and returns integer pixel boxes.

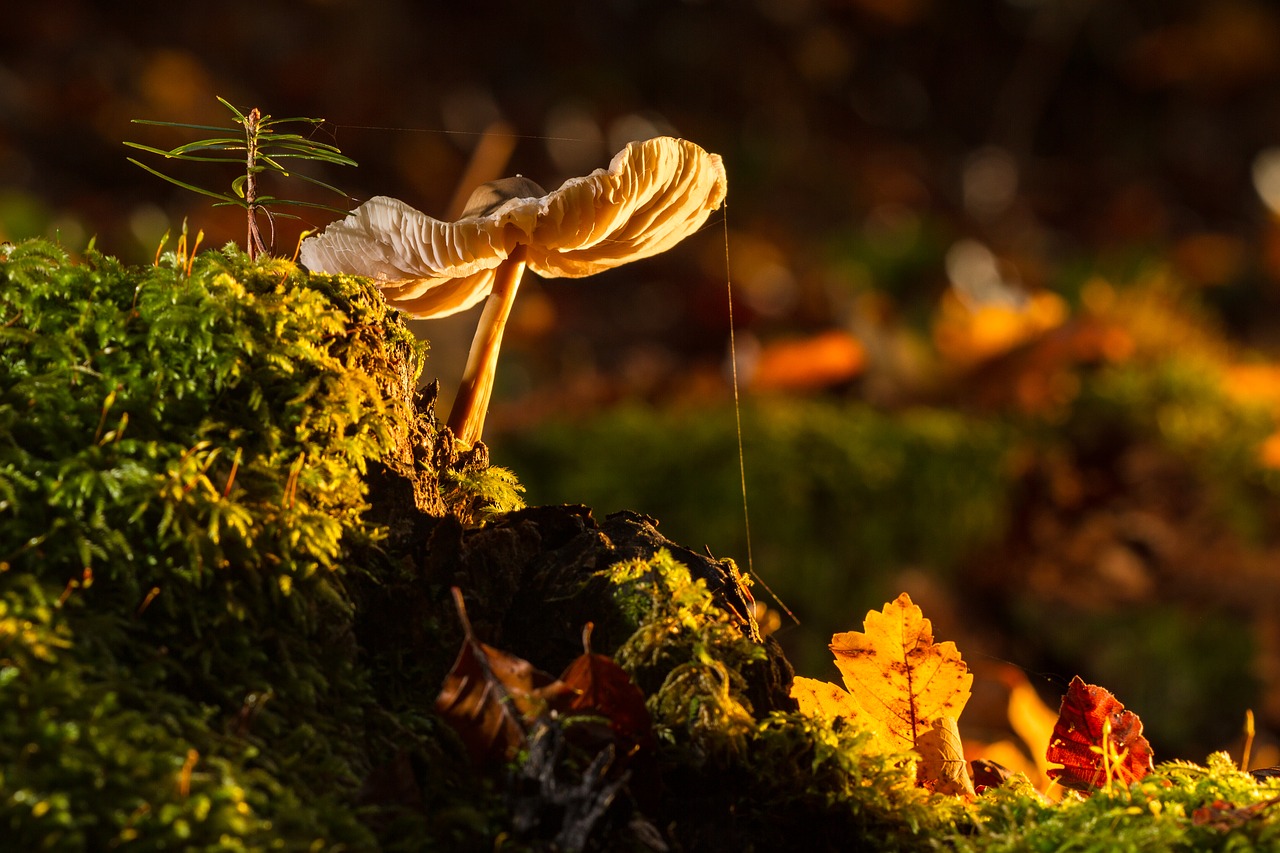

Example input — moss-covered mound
[4,240,1280,851]
[0,239,493,848]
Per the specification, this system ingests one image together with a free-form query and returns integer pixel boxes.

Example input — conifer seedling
[126,96,357,258]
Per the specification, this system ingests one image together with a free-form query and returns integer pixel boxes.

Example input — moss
[604,551,765,756]
[598,552,1280,850]
[0,239,509,849]
[6,239,1280,850]
[600,550,966,850]
[966,753,1280,852]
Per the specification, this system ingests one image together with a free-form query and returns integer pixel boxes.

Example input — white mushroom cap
[300,136,728,317]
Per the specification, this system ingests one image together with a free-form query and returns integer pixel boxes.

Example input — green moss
[441,462,525,528]
[0,239,505,849]
[7,239,1280,849]
[604,550,764,755]
[600,550,968,849]
[966,753,1280,852]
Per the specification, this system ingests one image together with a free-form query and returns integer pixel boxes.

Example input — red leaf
[558,623,653,751]
[435,588,574,766]
[1046,676,1154,792]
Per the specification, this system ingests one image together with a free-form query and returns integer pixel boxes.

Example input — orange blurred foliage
[748,330,866,392]
[933,290,1068,369]
[1224,364,1280,468]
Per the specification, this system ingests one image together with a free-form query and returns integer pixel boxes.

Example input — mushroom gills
[300,136,728,449]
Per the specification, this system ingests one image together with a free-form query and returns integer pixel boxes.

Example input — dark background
[11,1,1280,372]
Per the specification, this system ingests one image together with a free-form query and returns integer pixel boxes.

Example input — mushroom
[301,136,727,447]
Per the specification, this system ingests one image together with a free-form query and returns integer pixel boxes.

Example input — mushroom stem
[447,244,528,447]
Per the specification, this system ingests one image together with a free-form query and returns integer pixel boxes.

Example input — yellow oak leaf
[829,592,972,755]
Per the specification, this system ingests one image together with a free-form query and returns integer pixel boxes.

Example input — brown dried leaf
[970,758,1015,792]
[916,715,975,797]
[1192,797,1280,831]
[435,588,574,766]
[559,623,653,750]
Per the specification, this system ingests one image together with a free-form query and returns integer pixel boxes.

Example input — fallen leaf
[559,623,654,751]
[435,587,574,766]
[970,758,1014,792]
[916,715,975,797]
[1192,797,1280,831]
[829,592,973,755]
[1046,676,1154,792]
[789,593,975,796]
[789,675,872,725]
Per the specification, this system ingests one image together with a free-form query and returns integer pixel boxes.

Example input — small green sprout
[1090,717,1131,797]
[126,96,357,259]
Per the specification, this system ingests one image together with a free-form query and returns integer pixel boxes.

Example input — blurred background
[7,0,1280,771]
